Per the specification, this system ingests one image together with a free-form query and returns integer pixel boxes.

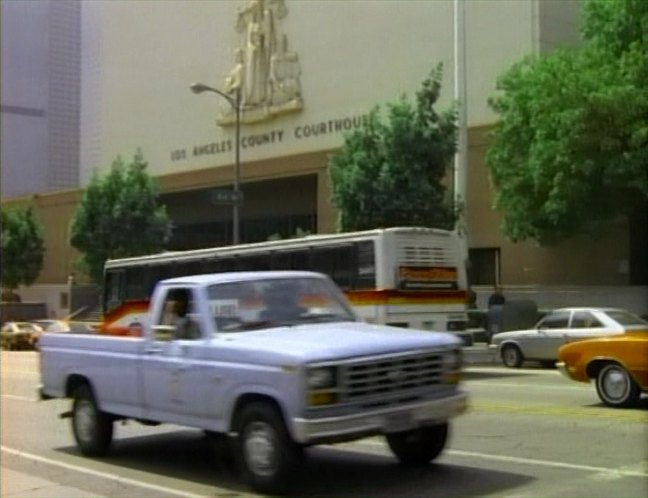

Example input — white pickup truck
[39,271,468,494]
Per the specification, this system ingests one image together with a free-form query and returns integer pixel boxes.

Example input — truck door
[141,287,209,421]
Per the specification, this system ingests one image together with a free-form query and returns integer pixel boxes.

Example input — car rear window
[605,310,648,327]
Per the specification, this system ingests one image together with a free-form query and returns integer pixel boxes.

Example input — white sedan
[490,307,648,368]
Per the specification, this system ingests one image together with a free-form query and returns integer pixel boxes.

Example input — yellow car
[557,330,648,407]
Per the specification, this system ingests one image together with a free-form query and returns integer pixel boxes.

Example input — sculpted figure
[219,0,300,124]
[269,34,302,107]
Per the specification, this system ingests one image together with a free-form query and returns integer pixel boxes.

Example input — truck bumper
[291,391,469,445]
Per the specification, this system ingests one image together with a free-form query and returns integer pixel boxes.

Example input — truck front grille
[340,351,444,401]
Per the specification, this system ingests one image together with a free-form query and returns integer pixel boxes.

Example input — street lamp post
[190,82,242,245]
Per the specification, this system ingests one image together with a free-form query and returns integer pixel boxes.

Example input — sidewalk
[0,467,102,498]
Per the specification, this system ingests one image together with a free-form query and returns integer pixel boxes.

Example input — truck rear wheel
[236,402,301,494]
[386,423,449,465]
[71,384,113,457]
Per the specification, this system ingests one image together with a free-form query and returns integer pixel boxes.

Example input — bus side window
[311,245,353,290]
[353,241,376,290]
[125,267,147,300]
[236,253,271,271]
[183,261,204,276]
[104,270,124,313]
[148,265,166,298]
[291,250,309,270]
[271,251,291,270]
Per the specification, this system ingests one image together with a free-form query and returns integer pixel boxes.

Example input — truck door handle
[145,347,163,354]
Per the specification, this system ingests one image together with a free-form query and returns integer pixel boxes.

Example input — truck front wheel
[71,384,113,457]
[236,402,302,494]
[386,423,449,465]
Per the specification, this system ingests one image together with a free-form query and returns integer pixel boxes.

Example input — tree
[1,206,45,297]
[486,0,648,244]
[328,63,457,232]
[70,150,172,284]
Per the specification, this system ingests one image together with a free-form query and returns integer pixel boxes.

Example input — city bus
[101,226,469,336]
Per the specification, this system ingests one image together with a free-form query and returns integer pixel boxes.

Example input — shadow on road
[585,396,648,411]
[462,369,546,381]
[54,429,534,497]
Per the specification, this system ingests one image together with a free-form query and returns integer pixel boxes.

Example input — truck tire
[235,402,301,494]
[386,423,449,465]
[71,384,113,457]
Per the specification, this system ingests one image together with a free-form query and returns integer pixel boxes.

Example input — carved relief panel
[218,0,303,125]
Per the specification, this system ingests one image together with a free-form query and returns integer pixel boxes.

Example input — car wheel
[71,384,113,456]
[386,423,449,466]
[236,402,302,494]
[595,364,640,408]
[501,344,524,368]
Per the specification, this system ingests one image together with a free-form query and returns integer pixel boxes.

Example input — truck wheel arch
[65,374,93,399]
[229,393,286,434]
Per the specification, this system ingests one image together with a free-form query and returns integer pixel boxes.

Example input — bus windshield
[207,277,357,332]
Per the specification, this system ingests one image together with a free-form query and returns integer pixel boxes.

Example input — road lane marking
[1,446,209,498]
[470,400,648,423]
[0,370,40,377]
[448,450,648,478]
[348,440,648,478]
[465,367,562,376]
[1,394,35,402]
[465,381,588,391]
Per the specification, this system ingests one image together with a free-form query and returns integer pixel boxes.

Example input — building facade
[2,0,646,315]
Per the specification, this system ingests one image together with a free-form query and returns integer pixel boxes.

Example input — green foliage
[487,0,648,244]
[328,63,457,232]
[1,206,45,292]
[70,150,172,284]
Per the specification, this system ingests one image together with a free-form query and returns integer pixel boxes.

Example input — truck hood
[214,321,461,364]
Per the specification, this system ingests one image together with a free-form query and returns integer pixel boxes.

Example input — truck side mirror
[152,325,175,342]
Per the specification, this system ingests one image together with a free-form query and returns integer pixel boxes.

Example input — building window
[469,248,500,286]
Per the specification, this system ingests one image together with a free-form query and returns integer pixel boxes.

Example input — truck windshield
[207,277,357,332]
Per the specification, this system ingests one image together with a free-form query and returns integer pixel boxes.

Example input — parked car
[557,330,648,407]
[31,319,70,333]
[1,321,43,350]
[490,308,648,368]
[29,319,99,349]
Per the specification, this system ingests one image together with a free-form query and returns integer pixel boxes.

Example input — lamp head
[190,83,210,94]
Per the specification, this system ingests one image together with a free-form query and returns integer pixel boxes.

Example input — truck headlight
[442,349,462,370]
[442,349,462,384]
[306,366,339,406]
[307,367,337,389]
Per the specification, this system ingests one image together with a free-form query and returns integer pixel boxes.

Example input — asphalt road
[2,352,647,497]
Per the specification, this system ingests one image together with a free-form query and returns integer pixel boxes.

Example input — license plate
[384,411,415,433]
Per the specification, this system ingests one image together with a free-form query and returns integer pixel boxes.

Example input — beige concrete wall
[538,0,583,52]
[80,0,540,181]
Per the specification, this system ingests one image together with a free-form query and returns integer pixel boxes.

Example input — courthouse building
[2,0,646,315]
